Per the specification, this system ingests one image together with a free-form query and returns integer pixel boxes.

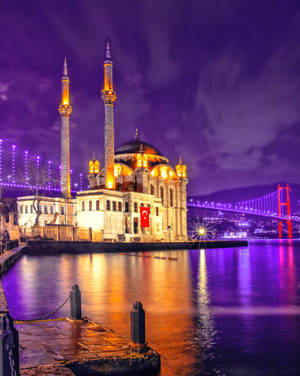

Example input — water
[3,240,300,375]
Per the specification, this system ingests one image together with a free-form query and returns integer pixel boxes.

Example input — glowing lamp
[107,181,113,189]
[198,227,206,236]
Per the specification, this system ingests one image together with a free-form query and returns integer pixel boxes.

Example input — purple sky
[1,0,300,195]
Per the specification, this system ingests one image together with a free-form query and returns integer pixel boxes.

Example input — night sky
[1,0,300,195]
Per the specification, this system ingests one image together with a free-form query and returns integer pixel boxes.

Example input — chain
[5,343,17,376]
[14,296,70,322]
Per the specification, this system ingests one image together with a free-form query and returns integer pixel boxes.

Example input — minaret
[101,40,117,189]
[58,57,72,198]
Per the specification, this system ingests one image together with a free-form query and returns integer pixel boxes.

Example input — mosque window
[24,205,27,214]
[156,207,159,216]
[89,201,92,211]
[61,206,65,215]
[82,201,85,211]
[44,206,48,214]
[150,185,154,195]
[170,189,174,207]
[125,202,129,212]
[141,203,144,207]
[118,202,122,212]
[50,206,54,215]
[160,187,164,205]
[134,202,138,212]
[106,200,111,211]
[113,201,117,211]
[134,218,138,234]
[20,205,23,214]
[96,200,100,210]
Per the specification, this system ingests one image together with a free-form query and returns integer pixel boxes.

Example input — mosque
[17,42,188,242]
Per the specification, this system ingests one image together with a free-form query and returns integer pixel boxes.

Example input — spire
[105,40,112,60]
[135,128,139,140]
[63,56,68,76]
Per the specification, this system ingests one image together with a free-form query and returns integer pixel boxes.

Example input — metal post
[0,312,19,376]
[70,284,81,320]
[131,301,145,347]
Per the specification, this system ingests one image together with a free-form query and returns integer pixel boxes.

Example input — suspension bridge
[0,138,87,194]
[188,184,296,238]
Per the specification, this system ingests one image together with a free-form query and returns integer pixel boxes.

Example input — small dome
[115,139,162,156]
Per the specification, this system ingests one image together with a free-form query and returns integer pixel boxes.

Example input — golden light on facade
[143,154,148,168]
[136,153,143,168]
[89,156,100,174]
[107,181,113,189]
[114,164,121,177]
[176,157,187,178]
[161,166,168,179]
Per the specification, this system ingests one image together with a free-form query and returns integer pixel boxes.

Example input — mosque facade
[17,42,188,242]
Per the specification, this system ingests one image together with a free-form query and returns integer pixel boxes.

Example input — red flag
[140,207,150,228]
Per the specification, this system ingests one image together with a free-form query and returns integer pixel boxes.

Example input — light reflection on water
[3,242,300,375]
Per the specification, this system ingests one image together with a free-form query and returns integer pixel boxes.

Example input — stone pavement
[17,317,160,375]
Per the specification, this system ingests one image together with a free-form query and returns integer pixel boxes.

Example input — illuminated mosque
[17,42,188,242]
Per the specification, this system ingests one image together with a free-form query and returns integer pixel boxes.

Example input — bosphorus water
[3,240,300,375]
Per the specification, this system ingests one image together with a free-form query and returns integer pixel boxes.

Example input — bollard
[0,312,19,376]
[130,301,145,347]
[70,284,82,320]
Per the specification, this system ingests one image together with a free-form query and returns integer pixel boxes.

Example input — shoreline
[25,239,248,254]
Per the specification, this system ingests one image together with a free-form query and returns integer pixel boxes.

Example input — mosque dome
[115,129,162,156]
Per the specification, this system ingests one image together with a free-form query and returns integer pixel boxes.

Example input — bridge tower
[278,184,292,239]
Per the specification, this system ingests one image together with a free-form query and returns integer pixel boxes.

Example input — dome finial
[92,152,96,161]
[135,128,139,140]
[139,143,144,153]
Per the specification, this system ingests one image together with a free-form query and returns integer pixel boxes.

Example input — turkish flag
[140,207,150,228]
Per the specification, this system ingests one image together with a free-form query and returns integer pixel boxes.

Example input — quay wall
[0,246,25,312]
[25,239,248,254]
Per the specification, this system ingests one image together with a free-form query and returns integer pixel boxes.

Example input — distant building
[17,42,188,242]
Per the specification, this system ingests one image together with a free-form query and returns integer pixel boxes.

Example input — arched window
[134,202,138,212]
[170,188,173,207]
[82,201,85,211]
[125,202,129,212]
[89,201,92,211]
[160,187,164,205]
[150,184,154,195]
[118,202,122,212]
[106,200,111,211]
[113,201,116,211]
[156,207,159,216]
[44,205,48,214]
[96,200,100,210]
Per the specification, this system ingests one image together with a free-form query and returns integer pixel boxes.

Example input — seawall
[25,239,248,254]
